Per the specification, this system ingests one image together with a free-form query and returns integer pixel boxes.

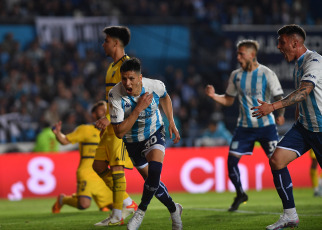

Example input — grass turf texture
[0,189,321,230]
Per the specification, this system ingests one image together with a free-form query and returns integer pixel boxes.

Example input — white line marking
[191,208,322,217]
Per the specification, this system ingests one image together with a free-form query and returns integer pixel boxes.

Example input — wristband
[271,103,276,111]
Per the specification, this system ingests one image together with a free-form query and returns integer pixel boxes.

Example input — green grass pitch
[0,189,321,230]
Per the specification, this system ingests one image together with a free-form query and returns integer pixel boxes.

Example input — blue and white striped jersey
[109,77,167,143]
[226,64,283,128]
[294,49,322,132]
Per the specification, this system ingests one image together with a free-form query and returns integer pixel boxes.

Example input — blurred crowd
[0,0,321,146]
[0,32,222,146]
[1,0,321,25]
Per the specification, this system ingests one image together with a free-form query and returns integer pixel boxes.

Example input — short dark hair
[120,57,141,74]
[91,100,106,113]
[236,39,259,52]
[103,26,131,47]
[277,24,306,40]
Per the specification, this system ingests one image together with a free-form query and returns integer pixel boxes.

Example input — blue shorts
[277,122,322,165]
[124,126,166,169]
[229,125,279,157]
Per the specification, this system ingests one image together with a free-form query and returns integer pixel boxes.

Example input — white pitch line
[191,208,322,217]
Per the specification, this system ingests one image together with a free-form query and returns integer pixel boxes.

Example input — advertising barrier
[0,147,311,200]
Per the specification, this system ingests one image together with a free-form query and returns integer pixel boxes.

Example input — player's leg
[127,127,182,230]
[266,124,310,230]
[94,134,135,226]
[227,127,253,211]
[52,178,93,213]
[309,149,319,196]
[311,135,322,197]
[89,175,113,211]
[266,148,299,230]
[93,164,136,216]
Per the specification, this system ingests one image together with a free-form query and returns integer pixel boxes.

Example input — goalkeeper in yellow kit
[92,26,137,226]
[52,101,113,213]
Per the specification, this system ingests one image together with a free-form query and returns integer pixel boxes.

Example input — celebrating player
[252,24,322,230]
[205,39,285,211]
[109,57,183,230]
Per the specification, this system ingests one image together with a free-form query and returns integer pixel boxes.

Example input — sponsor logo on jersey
[310,58,319,63]
[304,74,316,79]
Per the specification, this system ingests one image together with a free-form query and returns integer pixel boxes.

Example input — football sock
[139,161,162,211]
[227,155,244,196]
[155,181,176,213]
[310,167,318,189]
[272,167,295,209]
[62,195,78,208]
[284,207,298,219]
[99,168,131,207]
[112,170,127,212]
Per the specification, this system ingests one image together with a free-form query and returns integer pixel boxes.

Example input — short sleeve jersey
[226,64,283,128]
[109,77,167,143]
[105,55,130,134]
[294,50,322,132]
[66,124,100,170]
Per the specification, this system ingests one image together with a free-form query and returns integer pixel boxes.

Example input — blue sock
[138,161,162,211]
[272,167,295,209]
[228,155,244,196]
[155,181,176,213]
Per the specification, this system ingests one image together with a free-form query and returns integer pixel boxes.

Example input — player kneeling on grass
[108,57,182,230]
[52,101,113,213]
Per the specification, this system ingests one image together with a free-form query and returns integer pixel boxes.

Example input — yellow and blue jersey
[105,55,130,134]
[66,124,100,172]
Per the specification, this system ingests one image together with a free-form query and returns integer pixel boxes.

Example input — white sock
[112,209,122,220]
[123,197,132,207]
[284,208,298,219]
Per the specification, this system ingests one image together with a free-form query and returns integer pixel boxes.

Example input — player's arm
[251,81,314,118]
[273,95,285,125]
[205,85,235,106]
[159,94,180,144]
[112,92,153,139]
[52,121,70,145]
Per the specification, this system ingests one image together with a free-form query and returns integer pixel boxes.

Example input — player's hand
[136,92,153,111]
[205,85,215,98]
[168,121,180,144]
[51,121,62,134]
[95,117,110,130]
[251,99,274,118]
[275,116,285,126]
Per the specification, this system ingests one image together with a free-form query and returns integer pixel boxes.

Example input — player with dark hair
[252,24,322,230]
[109,57,183,230]
[205,39,285,211]
[92,26,137,226]
[52,100,113,213]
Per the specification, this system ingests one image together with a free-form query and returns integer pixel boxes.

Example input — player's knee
[78,200,90,210]
[269,156,285,170]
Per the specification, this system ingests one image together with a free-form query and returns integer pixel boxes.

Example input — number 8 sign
[27,157,56,195]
